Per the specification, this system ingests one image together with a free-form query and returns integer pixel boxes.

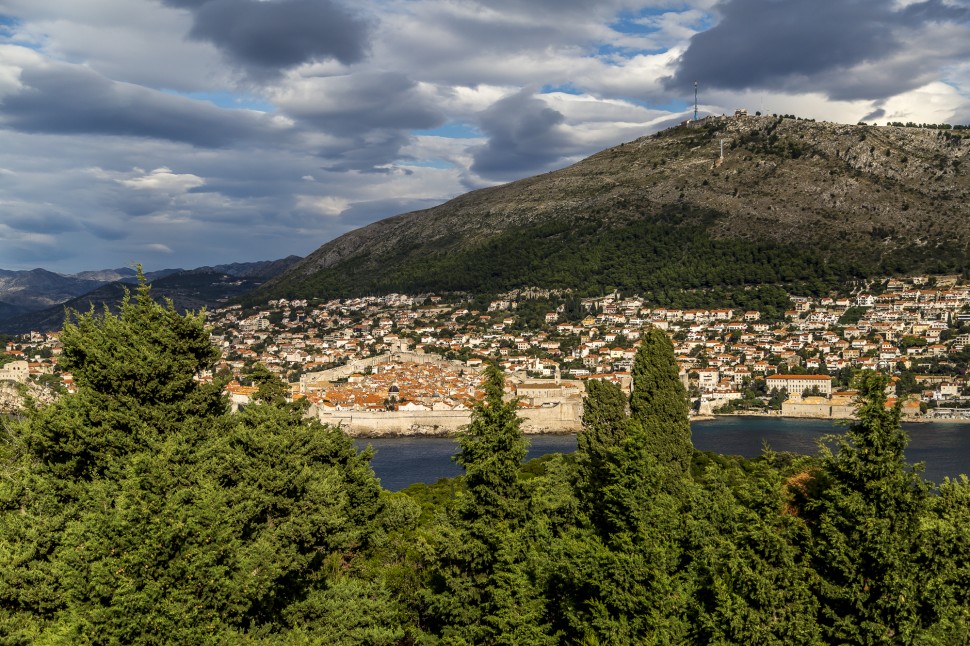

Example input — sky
[1,0,969,274]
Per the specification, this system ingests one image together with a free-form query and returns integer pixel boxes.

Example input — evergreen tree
[685,456,822,644]
[919,475,970,642]
[548,333,690,643]
[629,327,693,480]
[0,275,397,642]
[806,371,929,643]
[422,365,553,644]
[574,378,628,531]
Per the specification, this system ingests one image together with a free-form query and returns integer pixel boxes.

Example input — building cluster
[6,275,970,421]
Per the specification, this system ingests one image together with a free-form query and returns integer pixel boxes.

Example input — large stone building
[0,360,29,384]
[765,374,833,397]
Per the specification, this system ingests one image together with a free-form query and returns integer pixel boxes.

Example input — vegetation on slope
[256,117,970,307]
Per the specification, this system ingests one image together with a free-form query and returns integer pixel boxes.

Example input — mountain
[0,269,107,314]
[254,117,970,310]
[0,257,302,334]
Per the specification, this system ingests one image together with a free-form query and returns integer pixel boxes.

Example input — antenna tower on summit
[693,81,699,121]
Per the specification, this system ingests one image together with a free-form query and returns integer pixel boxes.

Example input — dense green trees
[421,365,552,644]
[3,285,970,644]
[805,372,933,642]
[0,279,397,642]
[629,327,693,482]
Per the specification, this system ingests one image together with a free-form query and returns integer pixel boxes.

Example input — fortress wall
[315,409,471,436]
[313,400,583,437]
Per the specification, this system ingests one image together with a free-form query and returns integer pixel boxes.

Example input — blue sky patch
[594,43,665,60]
[412,123,481,139]
[398,159,456,170]
[161,90,275,112]
[610,8,664,35]
[541,84,584,96]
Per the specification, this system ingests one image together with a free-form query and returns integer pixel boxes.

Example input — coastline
[706,411,970,425]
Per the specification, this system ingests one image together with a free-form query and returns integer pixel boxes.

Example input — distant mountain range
[250,117,970,312]
[0,257,301,334]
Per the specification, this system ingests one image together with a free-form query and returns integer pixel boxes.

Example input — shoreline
[706,411,970,425]
[344,411,970,438]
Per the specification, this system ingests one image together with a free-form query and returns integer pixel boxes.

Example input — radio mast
[694,81,698,121]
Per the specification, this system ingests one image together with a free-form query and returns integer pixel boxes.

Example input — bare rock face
[0,380,57,414]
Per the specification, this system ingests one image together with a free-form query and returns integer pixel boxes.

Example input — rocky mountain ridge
[254,116,970,305]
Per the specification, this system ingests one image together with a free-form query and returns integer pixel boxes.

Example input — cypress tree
[574,378,628,530]
[629,327,693,480]
[547,332,690,642]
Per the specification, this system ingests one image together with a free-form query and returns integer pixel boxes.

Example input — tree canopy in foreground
[2,279,969,643]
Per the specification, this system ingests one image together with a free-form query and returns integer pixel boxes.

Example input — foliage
[421,365,554,644]
[5,280,970,643]
[805,371,933,642]
[0,275,397,642]
[264,205,937,313]
[629,328,693,482]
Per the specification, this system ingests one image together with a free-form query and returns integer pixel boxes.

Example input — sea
[357,416,970,491]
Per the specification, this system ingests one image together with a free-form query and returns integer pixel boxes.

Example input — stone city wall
[312,401,582,437]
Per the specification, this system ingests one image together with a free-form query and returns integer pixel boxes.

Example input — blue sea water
[357,417,970,491]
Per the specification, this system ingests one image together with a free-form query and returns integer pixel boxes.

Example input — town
[4,274,970,431]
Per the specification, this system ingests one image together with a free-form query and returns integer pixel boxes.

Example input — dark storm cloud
[470,89,569,181]
[81,221,129,242]
[0,63,278,147]
[277,72,444,171]
[667,0,970,101]
[172,0,370,74]
[159,0,209,7]
[4,211,79,235]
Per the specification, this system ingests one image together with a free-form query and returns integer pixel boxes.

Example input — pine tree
[25,275,225,481]
[423,365,554,644]
[806,371,929,643]
[0,274,396,642]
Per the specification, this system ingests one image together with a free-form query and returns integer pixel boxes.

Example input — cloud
[667,0,970,101]
[1,0,969,274]
[295,195,350,217]
[0,52,283,147]
[168,0,371,75]
[269,71,445,170]
[470,89,570,181]
[119,167,206,193]
[275,71,442,132]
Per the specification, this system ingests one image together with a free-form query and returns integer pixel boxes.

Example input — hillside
[255,117,970,309]
[0,257,301,334]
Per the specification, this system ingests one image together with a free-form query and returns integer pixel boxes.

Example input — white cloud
[119,167,206,194]
[296,195,351,216]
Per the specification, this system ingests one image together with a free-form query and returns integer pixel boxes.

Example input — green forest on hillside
[2,283,970,643]
[270,204,970,314]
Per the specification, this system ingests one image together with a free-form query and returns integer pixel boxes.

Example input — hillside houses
[9,275,970,421]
